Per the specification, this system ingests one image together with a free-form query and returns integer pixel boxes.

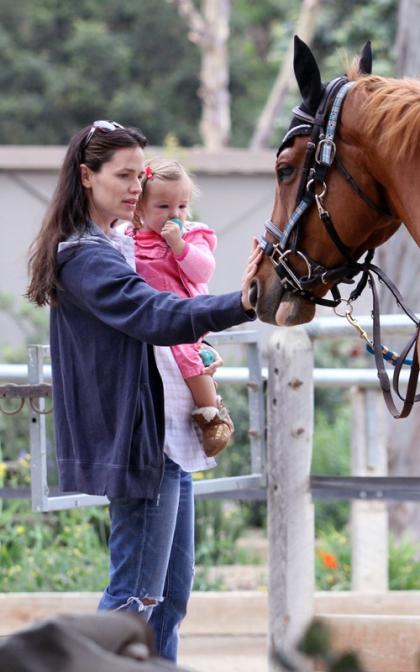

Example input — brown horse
[250,36,419,417]
[251,36,419,327]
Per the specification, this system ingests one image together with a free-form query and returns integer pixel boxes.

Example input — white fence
[266,314,419,665]
[1,315,419,668]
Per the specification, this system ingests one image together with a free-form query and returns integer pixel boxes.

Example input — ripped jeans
[98,456,195,662]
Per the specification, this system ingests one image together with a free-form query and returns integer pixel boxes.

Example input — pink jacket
[129,223,217,378]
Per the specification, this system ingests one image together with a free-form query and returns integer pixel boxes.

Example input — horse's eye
[277,164,295,183]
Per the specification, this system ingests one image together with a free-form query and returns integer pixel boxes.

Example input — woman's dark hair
[27,123,147,306]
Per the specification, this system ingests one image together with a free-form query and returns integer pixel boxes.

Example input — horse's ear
[359,40,373,75]
[293,35,323,115]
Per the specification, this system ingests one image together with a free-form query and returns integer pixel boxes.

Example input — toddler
[129,158,234,457]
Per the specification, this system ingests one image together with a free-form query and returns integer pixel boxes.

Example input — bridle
[259,77,420,418]
[260,77,375,307]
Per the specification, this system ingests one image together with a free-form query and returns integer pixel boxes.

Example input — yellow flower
[0,463,7,479]
[18,456,30,469]
[16,526,26,535]
[193,472,204,481]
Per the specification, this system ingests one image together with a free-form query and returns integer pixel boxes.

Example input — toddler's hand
[204,345,223,378]
[201,346,223,376]
[161,221,185,255]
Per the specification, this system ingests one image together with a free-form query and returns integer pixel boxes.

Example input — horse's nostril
[249,281,258,307]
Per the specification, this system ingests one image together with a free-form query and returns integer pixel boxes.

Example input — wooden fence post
[351,388,388,591]
[267,327,315,669]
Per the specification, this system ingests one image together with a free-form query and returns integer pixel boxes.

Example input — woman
[27,120,261,662]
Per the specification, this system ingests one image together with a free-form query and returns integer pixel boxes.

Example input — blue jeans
[98,456,195,662]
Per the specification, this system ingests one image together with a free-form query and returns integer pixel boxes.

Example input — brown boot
[192,398,234,457]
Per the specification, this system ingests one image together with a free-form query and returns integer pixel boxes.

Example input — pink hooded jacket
[129,223,217,378]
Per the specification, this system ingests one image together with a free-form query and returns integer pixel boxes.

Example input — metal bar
[311,476,420,501]
[305,313,420,340]
[313,368,411,388]
[1,365,413,388]
[207,330,264,345]
[21,333,269,511]
[10,477,420,503]
[247,341,266,479]
[28,346,49,513]
[1,321,416,511]
[40,493,109,512]
[0,383,52,399]
[194,474,264,497]
[209,331,267,483]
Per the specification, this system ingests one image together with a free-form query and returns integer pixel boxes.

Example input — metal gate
[24,330,266,512]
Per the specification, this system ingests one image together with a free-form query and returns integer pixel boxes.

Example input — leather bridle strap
[368,266,420,418]
[335,157,394,219]
[260,80,361,307]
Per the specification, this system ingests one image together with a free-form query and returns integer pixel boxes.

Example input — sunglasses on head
[84,120,125,148]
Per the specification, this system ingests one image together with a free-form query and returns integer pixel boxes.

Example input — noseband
[259,77,377,308]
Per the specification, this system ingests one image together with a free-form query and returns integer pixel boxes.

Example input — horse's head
[251,36,402,326]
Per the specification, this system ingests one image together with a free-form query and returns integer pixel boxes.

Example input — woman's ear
[80,163,92,189]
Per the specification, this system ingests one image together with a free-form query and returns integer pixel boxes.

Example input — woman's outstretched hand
[241,239,262,311]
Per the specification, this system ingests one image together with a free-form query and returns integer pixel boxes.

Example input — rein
[259,78,420,418]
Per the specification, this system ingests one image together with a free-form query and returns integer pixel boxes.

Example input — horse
[250,36,419,417]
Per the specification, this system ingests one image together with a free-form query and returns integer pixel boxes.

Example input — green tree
[0,0,397,147]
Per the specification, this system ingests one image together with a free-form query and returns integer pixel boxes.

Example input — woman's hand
[241,239,263,311]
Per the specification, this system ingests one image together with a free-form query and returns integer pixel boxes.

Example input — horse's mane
[345,59,420,161]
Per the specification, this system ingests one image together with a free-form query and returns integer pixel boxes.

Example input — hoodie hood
[57,221,135,270]
[57,222,114,254]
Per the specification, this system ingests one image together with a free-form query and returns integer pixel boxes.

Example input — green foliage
[312,339,359,535]
[193,380,262,566]
[312,403,351,534]
[0,0,397,147]
[315,0,397,79]
[315,528,351,591]
[0,0,200,145]
[194,499,246,566]
[389,535,420,590]
[312,405,351,476]
[210,382,252,477]
[0,293,51,465]
[193,566,226,591]
[316,527,420,592]
[0,500,109,592]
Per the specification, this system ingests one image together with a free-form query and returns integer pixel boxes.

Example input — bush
[0,500,109,592]
[316,527,420,591]
[389,535,420,590]
[315,527,351,591]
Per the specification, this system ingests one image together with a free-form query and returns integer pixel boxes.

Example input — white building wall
[0,147,278,355]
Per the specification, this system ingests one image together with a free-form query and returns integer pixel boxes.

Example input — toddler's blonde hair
[134,158,199,229]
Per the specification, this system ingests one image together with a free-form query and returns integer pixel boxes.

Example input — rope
[345,311,414,367]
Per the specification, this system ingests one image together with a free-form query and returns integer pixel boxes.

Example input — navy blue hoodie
[51,229,255,499]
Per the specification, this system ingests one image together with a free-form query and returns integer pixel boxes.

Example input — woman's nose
[130,178,142,194]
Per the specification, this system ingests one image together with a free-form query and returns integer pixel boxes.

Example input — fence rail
[265,313,419,666]
[0,314,419,667]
